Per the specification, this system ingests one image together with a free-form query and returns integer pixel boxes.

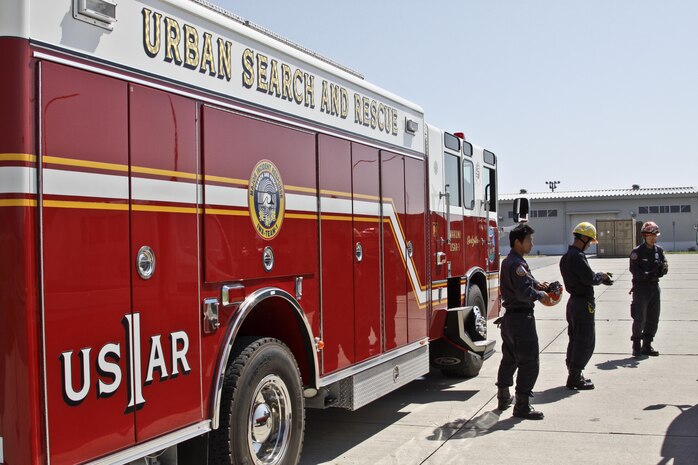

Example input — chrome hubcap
[248,374,292,464]
[472,305,487,338]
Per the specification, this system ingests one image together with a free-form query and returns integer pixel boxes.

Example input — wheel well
[447,272,488,309]
[468,272,488,305]
[235,297,316,387]
[446,277,461,308]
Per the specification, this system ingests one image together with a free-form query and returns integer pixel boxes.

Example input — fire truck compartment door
[40,64,205,465]
[381,150,408,351]
[40,62,136,465]
[352,143,382,361]
[319,134,356,373]
[200,106,318,284]
[128,84,203,442]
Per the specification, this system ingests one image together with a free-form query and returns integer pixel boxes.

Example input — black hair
[509,223,535,248]
[574,233,591,245]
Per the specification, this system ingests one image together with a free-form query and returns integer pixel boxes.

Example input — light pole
[545,181,561,192]
[672,221,676,252]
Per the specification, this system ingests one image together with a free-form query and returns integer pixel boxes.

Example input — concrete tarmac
[299,254,698,465]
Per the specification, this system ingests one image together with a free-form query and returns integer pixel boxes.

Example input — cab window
[462,159,474,209]
[463,141,473,157]
[483,166,497,212]
[444,153,461,207]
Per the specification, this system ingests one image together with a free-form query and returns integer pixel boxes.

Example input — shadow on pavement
[300,369,479,465]
[531,385,577,405]
[649,404,698,465]
[427,409,523,441]
[595,356,644,370]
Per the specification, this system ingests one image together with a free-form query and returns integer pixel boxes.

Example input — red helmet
[641,221,660,236]
[541,281,563,307]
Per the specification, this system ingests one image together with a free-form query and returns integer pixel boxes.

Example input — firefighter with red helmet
[630,221,668,357]
[559,222,613,390]
[496,224,555,420]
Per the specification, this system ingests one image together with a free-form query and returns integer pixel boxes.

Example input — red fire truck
[0,1,501,464]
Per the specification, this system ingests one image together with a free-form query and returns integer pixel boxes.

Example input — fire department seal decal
[248,160,285,240]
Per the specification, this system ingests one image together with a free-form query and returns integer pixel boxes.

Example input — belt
[505,307,534,314]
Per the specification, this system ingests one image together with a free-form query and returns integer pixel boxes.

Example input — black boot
[632,340,642,357]
[566,370,594,390]
[641,341,659,356]
[513,393,544,420]
[497,387,512,410]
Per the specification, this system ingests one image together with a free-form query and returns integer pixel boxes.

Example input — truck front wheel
[211,337,305,465]
[438,286,486,378]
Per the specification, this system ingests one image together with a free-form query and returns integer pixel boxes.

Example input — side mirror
[513,197,529,223]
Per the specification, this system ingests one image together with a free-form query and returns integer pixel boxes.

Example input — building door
[569,213,617,255]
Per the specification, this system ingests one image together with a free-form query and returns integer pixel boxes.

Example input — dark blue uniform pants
[497,310,539,396]
[566,296,596,372]
[631,283,661,342]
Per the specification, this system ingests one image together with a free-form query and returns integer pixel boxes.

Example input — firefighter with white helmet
[629,221,668,357]
[559,222,613,390]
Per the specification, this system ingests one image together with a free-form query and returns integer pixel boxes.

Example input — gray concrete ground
[299,254,698,465]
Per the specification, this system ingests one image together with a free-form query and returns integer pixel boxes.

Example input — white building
[499,186,698,255]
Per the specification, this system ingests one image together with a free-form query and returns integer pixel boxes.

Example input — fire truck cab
[425,126,499,378]
[0,1,499,464]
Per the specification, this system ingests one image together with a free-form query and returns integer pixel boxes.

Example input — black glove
[601,272,614,286]
[660,261,668,276]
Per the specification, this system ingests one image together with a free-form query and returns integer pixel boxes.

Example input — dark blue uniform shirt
[500,249,545,310]
[559,245,603,298]
[630,243,666,285]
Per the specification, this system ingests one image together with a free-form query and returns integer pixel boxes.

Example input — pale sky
[213,0,698,194]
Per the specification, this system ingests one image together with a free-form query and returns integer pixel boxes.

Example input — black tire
[440,286,486,378]
[210,337,305,465]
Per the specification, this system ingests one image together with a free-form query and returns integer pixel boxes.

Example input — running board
[308,344,429,410]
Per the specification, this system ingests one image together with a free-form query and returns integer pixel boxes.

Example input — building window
[509,210,557,218]
[638,204,691,214]
[526,209,557,219]
[506,209,557,219]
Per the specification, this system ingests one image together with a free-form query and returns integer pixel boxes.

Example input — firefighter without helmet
[573,222,598,243]
[641,221,661,236]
